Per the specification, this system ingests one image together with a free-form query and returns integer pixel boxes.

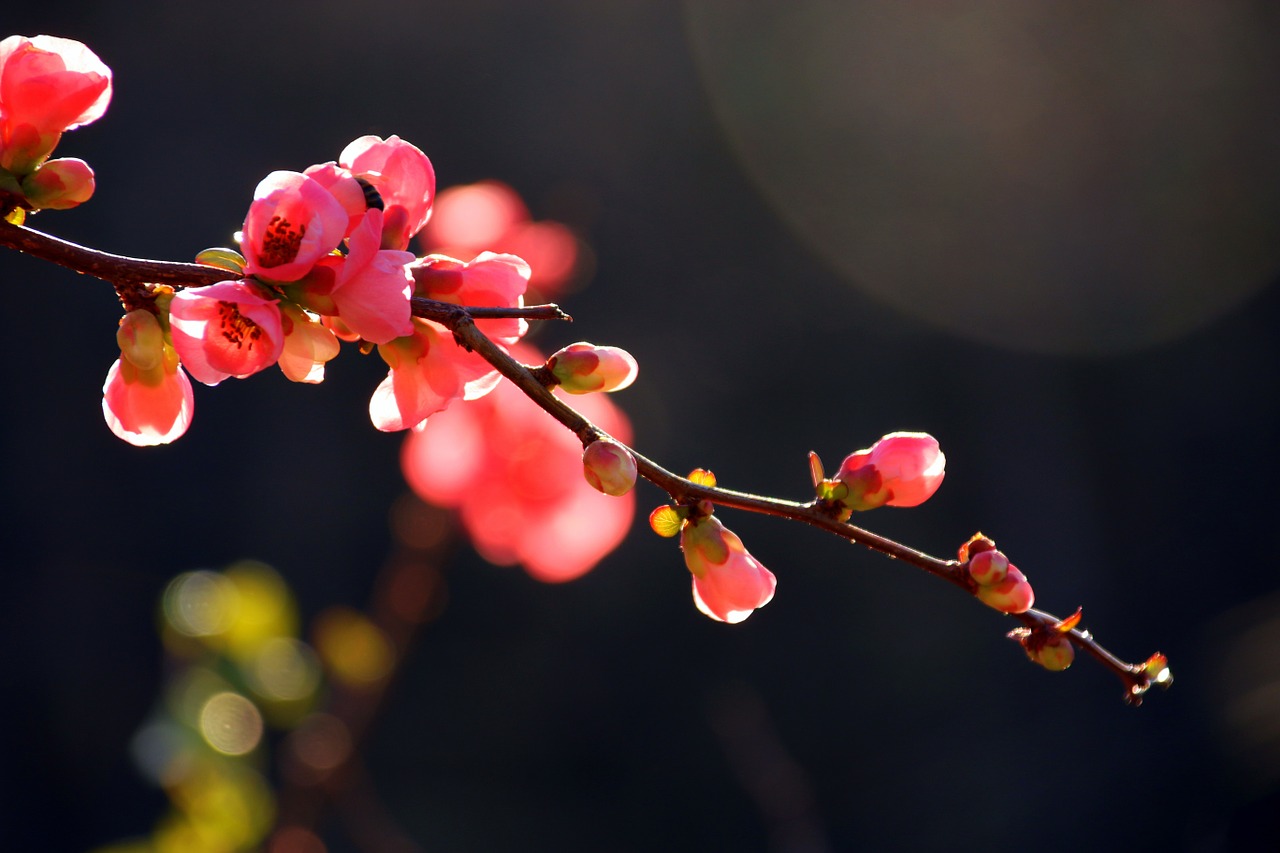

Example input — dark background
[3,2,1279,851]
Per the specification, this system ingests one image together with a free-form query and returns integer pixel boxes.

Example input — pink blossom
[369,319,503,432]
[582,438,638,496]
[547,342,638,394]
[412,252,531,343]
[277,303,340,383]
[324,208,414,343]
[340,135,435,250]
[0,35,112,173]
[400,344,634,582]
[418,180,578,296]
[169,280,284,386]
[835,431,945,511]
[102,310,193,446]
[367,252,532,431]
[681,516,776,624]
[240,171,348,282]
[19,156,94,209]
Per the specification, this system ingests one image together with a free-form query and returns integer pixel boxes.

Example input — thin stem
[1,221,1170,704]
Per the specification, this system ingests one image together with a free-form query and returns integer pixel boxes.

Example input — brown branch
[0,218,237,287]
[1,221,1170,704]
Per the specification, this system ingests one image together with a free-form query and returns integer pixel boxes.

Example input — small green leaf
[649,505,683,538]
[194,247,247,274]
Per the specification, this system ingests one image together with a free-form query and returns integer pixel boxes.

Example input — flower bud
[681,516,776,623]
[834,432,945,511]
[967,549,1009,586]
[582,438,638,496]
[547,342,639,394]
[116,309,166,372]
[20,157,94,209]
[1029,635,1075,671]
[975,565,1035,614]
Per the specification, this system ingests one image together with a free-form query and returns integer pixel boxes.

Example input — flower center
[258,215,305,268]
[217,301,264,349]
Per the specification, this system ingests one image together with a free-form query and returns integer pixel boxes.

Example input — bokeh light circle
[199,691,264,756]
[685,1,1280,354]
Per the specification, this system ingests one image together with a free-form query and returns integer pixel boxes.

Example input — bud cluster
[959,534,1035,614]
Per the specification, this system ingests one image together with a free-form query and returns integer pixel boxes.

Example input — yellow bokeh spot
[198,692,264,756]
[248,637,321,703]
[163,571,237,638]
[222,561,299,660]
[313,607,395,687]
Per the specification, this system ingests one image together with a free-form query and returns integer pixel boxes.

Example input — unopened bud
[116,309,166,372]
[547,342,638,394]
[967,549,1009,586]
[583,438,638,496]
[1029,635,1075,671]
[975,565,1035,614]
[20,158,95,209]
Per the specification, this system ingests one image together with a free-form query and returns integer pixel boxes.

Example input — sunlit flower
[340,135,435,251]
[400,344,634,582]
[835,431,945,511]
[0,34,112,173]
[102,309,193,446]
[368,252,531,431]
[169,280,284,386]
[325,208,414,343]
[240,171,347,283]
[277,302,340,384]
[681,515,776,624]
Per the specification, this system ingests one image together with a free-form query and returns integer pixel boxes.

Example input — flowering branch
[0,33,1169,706]
[0,216,1170,704]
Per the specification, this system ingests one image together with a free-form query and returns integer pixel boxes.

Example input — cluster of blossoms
[0,35,110,217]
[103,131,520,444]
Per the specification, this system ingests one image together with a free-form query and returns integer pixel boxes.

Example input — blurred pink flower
[102,310,193,446]
[835,431,945,511]
[0,34,112,173]
[418,180,578,296]
[169,280,284,386]
[681,516,776,624]
[400,344,634,582]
